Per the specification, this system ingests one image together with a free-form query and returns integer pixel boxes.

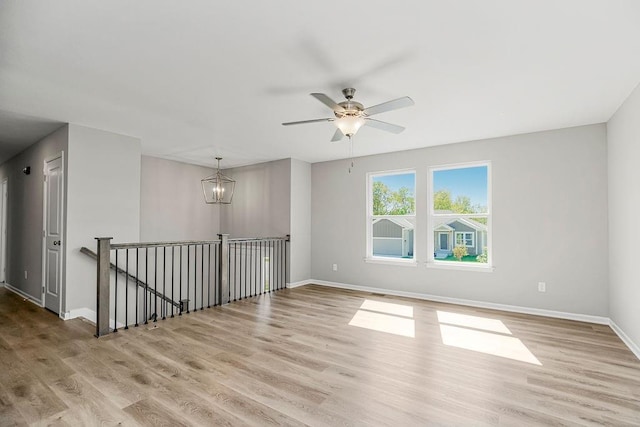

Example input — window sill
[426,261,494,273]
[365,257,418,267]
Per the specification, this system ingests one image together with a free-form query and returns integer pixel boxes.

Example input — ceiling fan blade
[330,128,344,142]
[363,96,414,116]
[282,118,334,126]
[364,118,405,134]
[311,93,345,112]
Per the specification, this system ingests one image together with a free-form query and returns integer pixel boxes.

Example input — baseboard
[308,279,610,325]
[287,279,314,289]
[64,307,96,323]
[3,282,43,307]
[609,320,640,360]
[64,307,125,329]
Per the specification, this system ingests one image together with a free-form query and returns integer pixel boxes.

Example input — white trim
[64,307,96,322]
[426,261,494,272]
[364,257,417,267]
[3,282,43,306]
[609,320,640,360]
[63,307,124,329]
[306,279,609,325]
[428,161,492,267]
[366,169,417,262]
[286,279,314,289]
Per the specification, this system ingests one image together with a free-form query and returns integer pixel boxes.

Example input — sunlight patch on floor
[437,310,541,365]
[436,310,511,334]
[349,299,415,338]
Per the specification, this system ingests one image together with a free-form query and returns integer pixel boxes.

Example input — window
[429,162,490,268]
[367,170,416,263]
[455,232,475,247]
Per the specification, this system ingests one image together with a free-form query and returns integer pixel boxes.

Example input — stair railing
[93,234,289,337]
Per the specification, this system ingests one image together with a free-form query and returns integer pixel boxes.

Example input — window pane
[372,173,415,215]
[433,166,488,214]
[372,217,415,259]
[433,216,488,263]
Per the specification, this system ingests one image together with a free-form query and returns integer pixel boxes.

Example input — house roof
[433,217,487,232]
[1,2,640,168]
[373,217,414,230]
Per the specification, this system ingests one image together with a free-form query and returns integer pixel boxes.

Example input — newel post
[218,234,230,305]
[95,237,113,337]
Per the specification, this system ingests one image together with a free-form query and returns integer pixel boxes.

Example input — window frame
[427,161,492,271]
[366,169,417,265]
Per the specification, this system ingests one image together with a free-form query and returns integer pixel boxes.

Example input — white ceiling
[1,1,639,168]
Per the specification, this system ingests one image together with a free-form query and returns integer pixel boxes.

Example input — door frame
[41,152,65,316]
[0,178,7,283]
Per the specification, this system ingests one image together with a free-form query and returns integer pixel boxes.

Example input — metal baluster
[201,244,204,310]
[284,237,288,290]
[171,246,175,318]
[193,245,198,312]
[114,250,118,332]
[179,245,183,315]
[207,244,211,308]
[135,248,139,327]
[144,248,148,324]
[259,240,263,295]
[231,243,234,301]
[162,246,166,320]
[186,245,190,313]
[125,249,129,329]
[154,247,158,322]
[250,241,254,296]
[243,242,247,300]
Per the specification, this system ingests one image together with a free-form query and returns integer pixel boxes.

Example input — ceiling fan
[282,88,414,142]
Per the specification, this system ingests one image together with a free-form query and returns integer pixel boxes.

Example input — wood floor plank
[1,286,639,426]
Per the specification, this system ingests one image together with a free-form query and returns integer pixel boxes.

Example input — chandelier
[201,157,235,204]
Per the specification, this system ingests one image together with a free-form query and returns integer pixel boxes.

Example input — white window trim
[427,161,492,271]
[366,169,417,264]
[455,231,475,248]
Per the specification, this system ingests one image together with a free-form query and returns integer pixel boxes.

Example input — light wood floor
[0,285,639,426]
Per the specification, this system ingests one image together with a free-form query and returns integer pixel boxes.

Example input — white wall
[220,159,291,238]
[65,124,141,314]
[289,159,311,284]
[0,125,68,301]
[311,124,608,317]
[140,156,219,241]
[607,82,640,353]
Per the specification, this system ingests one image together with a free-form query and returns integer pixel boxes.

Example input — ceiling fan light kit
[282,87,414,141]
[201,157,236,204]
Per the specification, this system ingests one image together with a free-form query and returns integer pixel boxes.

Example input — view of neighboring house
[433,214,487,259]
[372,217,414,258]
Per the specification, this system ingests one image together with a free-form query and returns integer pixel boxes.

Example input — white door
[44,156,64,313]
[0,178,7,282]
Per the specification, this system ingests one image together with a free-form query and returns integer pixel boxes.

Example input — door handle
[53,240,61,246]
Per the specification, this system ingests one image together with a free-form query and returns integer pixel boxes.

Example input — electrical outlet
[24,270,28,279]
[538,282,546,292]
[332,264,338,271]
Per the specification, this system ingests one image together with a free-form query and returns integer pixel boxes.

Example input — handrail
[80,247,180,308]
[228,236,289,242]
[111,239,221,250]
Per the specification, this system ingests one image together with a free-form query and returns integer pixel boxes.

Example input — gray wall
[220,158,291,238]
[290,159,311,284]
[0,125,68,301]
[311,124,609,317]
[65,124,141,314]
[140,156,219,241]
[608,82,640,350]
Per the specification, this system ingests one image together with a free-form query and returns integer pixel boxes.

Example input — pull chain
[348,135,354,173]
